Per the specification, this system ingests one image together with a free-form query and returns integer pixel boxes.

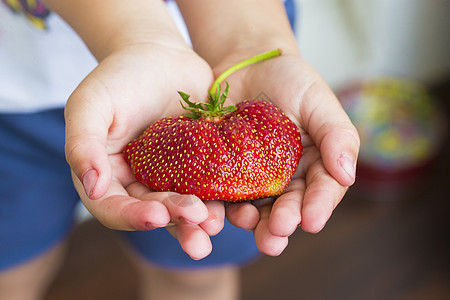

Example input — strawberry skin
[124,99,302,202]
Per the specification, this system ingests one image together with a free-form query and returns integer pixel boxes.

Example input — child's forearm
[176,0,300,67]
[42,0,187,61]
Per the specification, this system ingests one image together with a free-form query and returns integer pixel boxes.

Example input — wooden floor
[44,83,450,300]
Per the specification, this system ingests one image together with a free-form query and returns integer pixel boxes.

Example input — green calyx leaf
[179,82,236,120]
[179,48,282,120]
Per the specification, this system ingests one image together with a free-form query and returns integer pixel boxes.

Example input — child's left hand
[219,52,360,255]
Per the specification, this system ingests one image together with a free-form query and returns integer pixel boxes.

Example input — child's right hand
[42,0,230,261]
[64,41,226,260]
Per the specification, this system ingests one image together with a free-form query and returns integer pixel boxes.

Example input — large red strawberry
[124,49,302,202]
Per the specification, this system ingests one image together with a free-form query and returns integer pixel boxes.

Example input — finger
[268,179,304,237]
[166,224,213,260]
[300,158,348,233]
[127,184,214,260]
[127,183,209,225]
[72,173,171,231]
[199,200,225,236]
[65,86,113,200]
[253,199,289,256]
[301,79,360,187]
[225,201,260,231]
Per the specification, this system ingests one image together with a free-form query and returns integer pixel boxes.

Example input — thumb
[302,81,360,186]
[64,91,112,200]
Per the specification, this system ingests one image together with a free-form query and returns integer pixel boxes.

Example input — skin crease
[41,0,360,259]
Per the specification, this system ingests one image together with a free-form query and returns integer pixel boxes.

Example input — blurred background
[298,0,450,88]
[44,0,450,299]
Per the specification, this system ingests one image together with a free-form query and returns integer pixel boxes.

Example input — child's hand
[43,0,230,260]
[174,1,359,256]
[220,53,360,256]
[64,43,224,260]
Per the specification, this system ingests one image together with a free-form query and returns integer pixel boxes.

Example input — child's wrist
[208,38,300,76]
[103,30,189,61]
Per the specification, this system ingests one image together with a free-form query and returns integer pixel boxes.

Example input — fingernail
[315,221,327,233]
[82,169,98,199]
[338,154,356,184]
[145,222,167,229]
[207,212,218,223]
[169,194,199,207]
[145,222,157,230]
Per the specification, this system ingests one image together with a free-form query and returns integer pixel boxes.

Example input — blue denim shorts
[0,108,260,271]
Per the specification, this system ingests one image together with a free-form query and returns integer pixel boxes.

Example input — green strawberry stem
[209,48,282,95]
[179,48,282,119]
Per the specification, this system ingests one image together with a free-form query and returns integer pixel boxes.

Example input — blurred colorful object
[1,0,50,29]
[338,77,446,200]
